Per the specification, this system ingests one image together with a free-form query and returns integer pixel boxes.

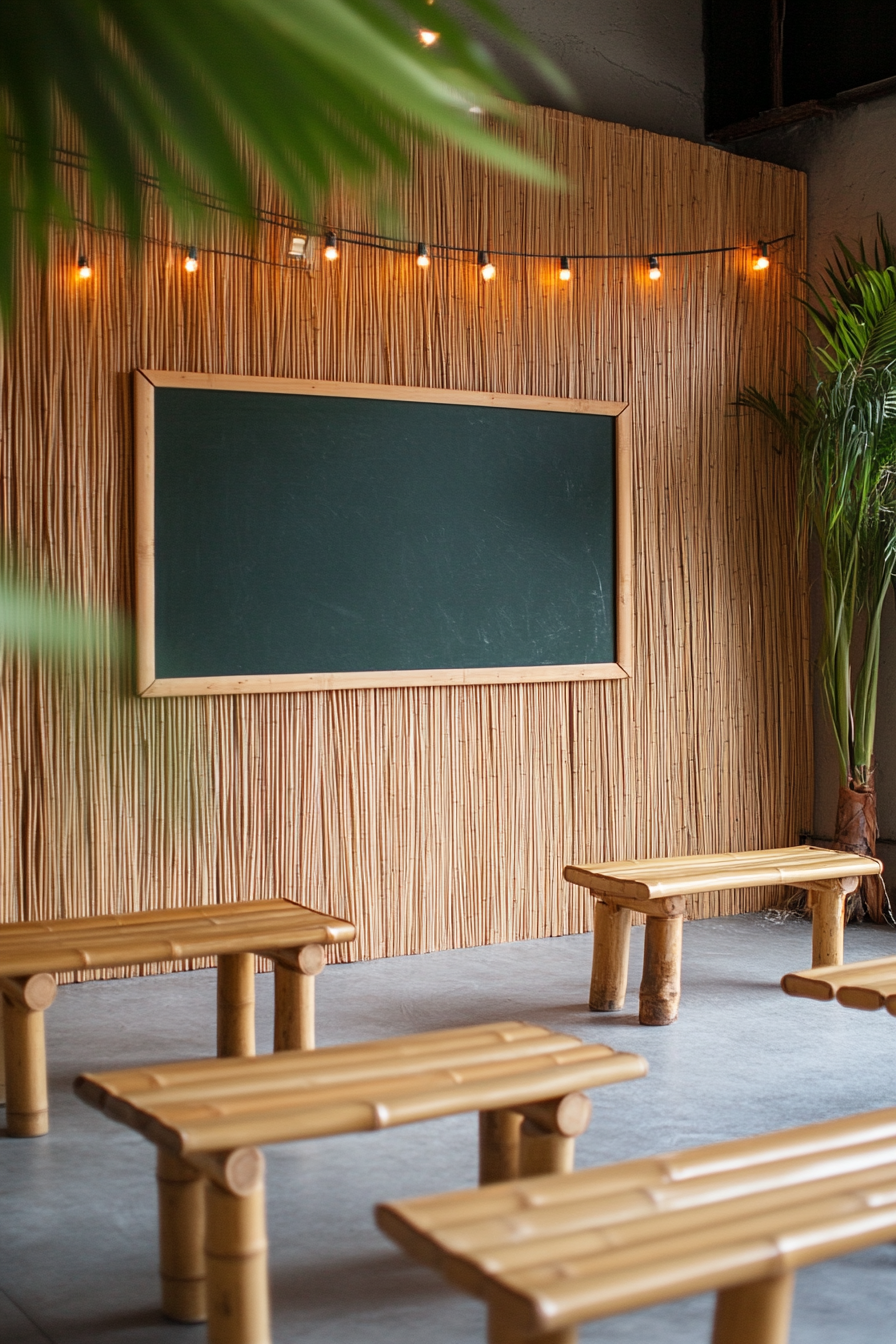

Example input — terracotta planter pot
[833,784,889,923]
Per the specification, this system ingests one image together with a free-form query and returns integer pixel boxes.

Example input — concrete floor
[2,911,896,1343]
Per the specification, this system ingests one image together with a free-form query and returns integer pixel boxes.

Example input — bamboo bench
[75,1020,647,1344]
[564,845,882,1025]
[782,955,896,1012]
[377,1106,896,1344]
[0,898,355,1136]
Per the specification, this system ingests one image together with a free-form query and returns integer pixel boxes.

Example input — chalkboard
[135,374,631,696]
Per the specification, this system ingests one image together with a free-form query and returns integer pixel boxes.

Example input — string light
[559,256,571,282]
[753,241,770,271]
[418,28,439,45]
[478,249,495,281]
[416,242,430,269]
[184,245,199,273]
[65,210,789,291]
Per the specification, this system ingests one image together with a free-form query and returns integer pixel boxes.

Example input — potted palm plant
[742,226,896,920]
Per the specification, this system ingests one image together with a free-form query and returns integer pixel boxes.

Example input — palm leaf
[741,228,896,788]
[0,0,574,321]
[0,558,130,662]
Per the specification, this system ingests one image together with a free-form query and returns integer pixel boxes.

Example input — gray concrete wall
[735,97,896,857]
[497,0,705,141]
[735,97,896,280]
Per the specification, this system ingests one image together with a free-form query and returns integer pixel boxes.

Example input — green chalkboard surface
[137,376,631,695]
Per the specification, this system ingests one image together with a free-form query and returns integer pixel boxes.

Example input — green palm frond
[0,0,574,321]
[0,0,570,662]
[809,268,896,375]
[0,558,130,662]
[818,217,896,314]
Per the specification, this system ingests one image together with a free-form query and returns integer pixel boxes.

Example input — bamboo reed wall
[0,107,811,977]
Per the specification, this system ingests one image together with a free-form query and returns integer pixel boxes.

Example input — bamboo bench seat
[564,845,881,1025]
[377,1106,896,1344]
[0,898,355,1136]
[75,1020,648,1344]
[782,955,896,1011]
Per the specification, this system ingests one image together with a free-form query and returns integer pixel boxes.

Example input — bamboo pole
[639,916,683,1025]
[566,848,877,898]
[711,1273,795,1344]
[77,1024,590,1099]
[157,1149,207,1322]
[515,1093,592,1138]
[205,1177,271,1344]
[1,974,57,1136]
[217,953,256,1057]
[186,1147,266,1195]
[0,920,352,981]
[378,1118,896,1238]
[807,883,846,967]
[479,1109,524,1184]
[518,1118,576,1177]
[271,944,325,1050]
[838,981,896,1010]
[589,901,631,1011]
[97,1053,647,1154]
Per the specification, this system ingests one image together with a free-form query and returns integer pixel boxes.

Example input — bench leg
[217,953,256,1057]
[206,1177,270,1344]
[157,1150,207,1322]
[479,1109,524,1184]
[488,1307,577,1343]
[272,945,325,1051]
[809,885,845,967]
[519,1120,575,1177]
[517,1093,592,1177]
[1,974,57,1136]
[712,1272,794,1344]
[639,915,683,1025]
[589,901,632,1011]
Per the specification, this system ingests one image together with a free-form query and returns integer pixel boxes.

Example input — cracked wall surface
[492,0,705,141]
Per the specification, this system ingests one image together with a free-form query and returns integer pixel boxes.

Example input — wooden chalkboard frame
[134,371,632,697]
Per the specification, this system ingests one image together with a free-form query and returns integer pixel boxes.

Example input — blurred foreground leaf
[0,0,574,320]
[0,560,131,663]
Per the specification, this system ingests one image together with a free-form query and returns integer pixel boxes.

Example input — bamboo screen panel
[0,107,811,976]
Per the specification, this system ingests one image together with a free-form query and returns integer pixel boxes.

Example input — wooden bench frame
[0,898,355,1136]
[782,954,896,1012]
[75,1021,648,1344]
[564,846,882,1025]
[377,1106,896,1344]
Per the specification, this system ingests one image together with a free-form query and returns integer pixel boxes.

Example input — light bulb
[418,28,438,45]
[324,232,339,262]
[184,246,199,274]
[416,242,430,269]
[648,254,661,281]
[478,250,495,281]
[559,256,571,282]
[753,242,770,271]
[77,255,91,280]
